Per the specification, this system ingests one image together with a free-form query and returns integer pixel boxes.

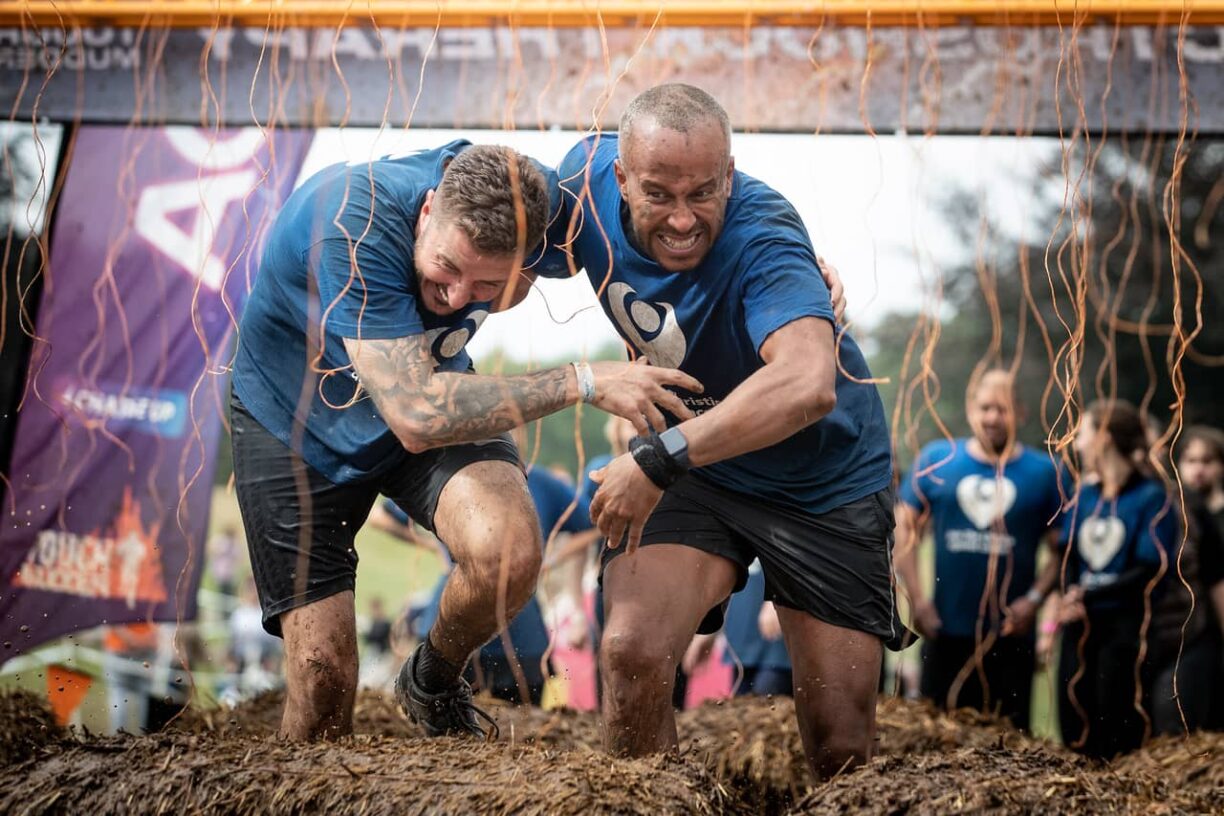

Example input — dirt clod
[0,689,64,768]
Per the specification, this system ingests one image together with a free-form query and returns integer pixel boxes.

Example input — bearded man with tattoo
[230,143,699,740]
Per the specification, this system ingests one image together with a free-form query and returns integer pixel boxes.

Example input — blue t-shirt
[1059,476,1176,615]
[723,561,791,671]
[411,467,593,661]
[899,439,1062,638]
[233,141,566,484]
[556,134,892,516]
[529,465,594,541]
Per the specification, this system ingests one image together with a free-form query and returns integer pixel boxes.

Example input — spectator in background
[228,577,281,695]
[371,436,598,705]
[1147,426,1224,732]
[687,559,793,697]
[1057,400,1175,758]
[102,622,158,733]
[207,524,241,598]
[895,370,1062,730]
[359,596,396,690]
[364,597,393,657]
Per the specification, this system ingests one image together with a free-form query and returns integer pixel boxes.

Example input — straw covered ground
[1,688,1220,815]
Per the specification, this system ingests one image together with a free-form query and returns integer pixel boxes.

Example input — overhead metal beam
[3,1,1223,29]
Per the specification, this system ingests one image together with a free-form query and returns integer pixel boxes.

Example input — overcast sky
[299,128,1059,365]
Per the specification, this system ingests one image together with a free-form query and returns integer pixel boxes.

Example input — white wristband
[572,361,596,404]
[1024,588,1044,605]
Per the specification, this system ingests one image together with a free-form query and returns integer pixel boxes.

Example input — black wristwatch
[629,429,690,490]
[659,427,691,468]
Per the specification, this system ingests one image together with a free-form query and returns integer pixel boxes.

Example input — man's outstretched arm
[589,316,837,549]
[343,334,702,453]
[675,316,836,467]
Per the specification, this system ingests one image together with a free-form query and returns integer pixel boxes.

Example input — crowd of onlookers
[892,373,1223,758]
[106,389,1219,758]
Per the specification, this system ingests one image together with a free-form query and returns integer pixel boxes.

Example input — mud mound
[0,731,728,816]
[1112,731,1224,806]
[173,690,606,749]
[875,696,1038,756]
[790,745,1215,815]
[173,689,422,739]
[482,700,604,752]
[0,689,65,767]
[680,697,807,814]
[675,695,1041,813]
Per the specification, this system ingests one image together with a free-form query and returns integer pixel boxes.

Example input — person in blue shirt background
[230,142,700,740]
[377,450,596,705]
[895,370,1062,730]
[684,558,793,697]
[723,560,793,696]
[558,84,901,781]
[1056,399,1176,758]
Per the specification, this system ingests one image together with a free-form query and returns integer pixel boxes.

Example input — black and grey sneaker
[395,645,499,739]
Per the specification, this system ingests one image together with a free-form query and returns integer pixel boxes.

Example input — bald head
[969,369,1015,402]
[613,84,736,272]
[619,83,731,164]
[967,369,1021,455]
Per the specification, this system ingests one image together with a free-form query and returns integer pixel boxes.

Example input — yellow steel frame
[1,1,1222,29]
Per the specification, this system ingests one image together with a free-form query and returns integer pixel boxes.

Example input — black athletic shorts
[230,389,520,637]
[601,472,909,650]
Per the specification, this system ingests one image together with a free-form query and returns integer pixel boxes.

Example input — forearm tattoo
[342,335,571,448]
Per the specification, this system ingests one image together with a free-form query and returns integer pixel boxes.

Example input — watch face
[661,428,688,460]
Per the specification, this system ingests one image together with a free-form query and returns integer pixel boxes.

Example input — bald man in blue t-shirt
[895,370,1063,730]
[556,84,903,781]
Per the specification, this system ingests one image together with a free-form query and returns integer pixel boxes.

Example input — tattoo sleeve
[343,335,575,451]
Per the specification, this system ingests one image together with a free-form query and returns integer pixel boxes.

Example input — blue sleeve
[898,443,939,510]
[738,199,835,355]
[552,138,601,274]
[527,162,576,280]
[560,487,593,532]
[1055,467,1080,548]
[312,167,423,340]
[1135,488,1176,566]
[581,471,598,503]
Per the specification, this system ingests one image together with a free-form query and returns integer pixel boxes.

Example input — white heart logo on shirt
[1078,517,1126,572]
[955,474,1018,530]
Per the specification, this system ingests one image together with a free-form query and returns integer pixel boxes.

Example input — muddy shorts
[601,472,909,649]
[230,389,519,637]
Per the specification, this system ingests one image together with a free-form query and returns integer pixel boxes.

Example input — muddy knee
[600,628,678,689]
[466,531,542,611]
[285,649,357,729]
[800,711,874,779]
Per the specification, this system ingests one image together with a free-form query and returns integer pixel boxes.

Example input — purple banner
[1,125,311,657]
